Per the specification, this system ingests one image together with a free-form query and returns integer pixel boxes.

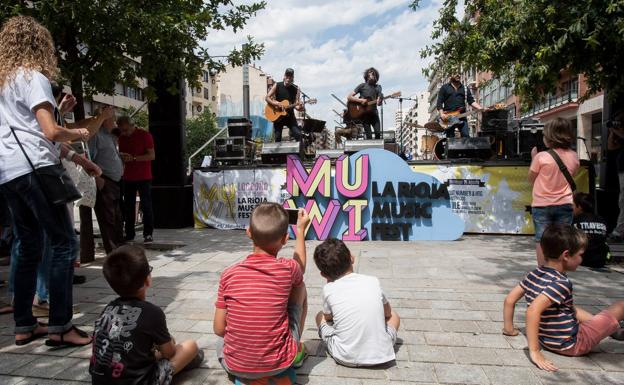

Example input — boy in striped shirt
[213,203,310,380]
[503,224,624,371]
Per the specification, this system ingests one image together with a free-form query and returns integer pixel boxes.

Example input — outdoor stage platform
[192,150,593,239]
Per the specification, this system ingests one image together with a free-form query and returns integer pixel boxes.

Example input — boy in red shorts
[503,224,624,371]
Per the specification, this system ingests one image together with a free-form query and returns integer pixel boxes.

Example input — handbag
[9,127,82,205]
[62,158,96,208]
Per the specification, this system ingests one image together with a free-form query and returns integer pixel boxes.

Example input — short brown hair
[116,115,133,127]
[103,245,151,297]
[249,203,289,247]
[540,223,587,260]
[313,238,352,281]
[543,118,574,149]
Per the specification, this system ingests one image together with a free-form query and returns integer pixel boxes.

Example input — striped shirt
[216,253,303,373]
[520,266,579,351]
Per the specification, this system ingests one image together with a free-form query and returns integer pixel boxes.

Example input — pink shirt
[530,148,579,207]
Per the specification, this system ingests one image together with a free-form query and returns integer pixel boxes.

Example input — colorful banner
[193,150,590,237]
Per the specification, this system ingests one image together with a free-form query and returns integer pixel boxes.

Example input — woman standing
[0,16,92,347]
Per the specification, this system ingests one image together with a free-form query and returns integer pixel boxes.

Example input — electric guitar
[424,109,480,132]
[264,98,317,122]
[347,91,401,120]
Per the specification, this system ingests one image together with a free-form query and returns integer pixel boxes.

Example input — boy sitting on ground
[90,245,202,384]
[503,224,624,371]
[213,203,310,380]
[313,238,400,367]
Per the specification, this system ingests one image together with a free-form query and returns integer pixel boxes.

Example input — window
[204,87,210,99]
[203,71,210,82]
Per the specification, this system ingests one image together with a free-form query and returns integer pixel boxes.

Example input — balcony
[521,82,579,118]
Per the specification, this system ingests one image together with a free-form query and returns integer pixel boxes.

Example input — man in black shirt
[436,74,482,138]
[348,67,383,140]
[266,68,303,142]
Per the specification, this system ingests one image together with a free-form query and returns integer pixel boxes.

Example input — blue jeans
[532,204,574,241]
[8,235,51,302]
[445,120,470,138]
[0,172,76,334]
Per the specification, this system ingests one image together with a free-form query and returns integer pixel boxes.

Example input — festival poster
[193,169,286,229]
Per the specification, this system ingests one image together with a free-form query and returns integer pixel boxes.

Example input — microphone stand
[390,95,417,156]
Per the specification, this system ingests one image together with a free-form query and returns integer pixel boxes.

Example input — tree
[186,108,222,168]
[120,106,149,130]
[0,1,265,120]
[411,0,624,107]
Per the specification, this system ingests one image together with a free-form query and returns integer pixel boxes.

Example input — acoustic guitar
[347,91,401,120]
[264,98,317,122]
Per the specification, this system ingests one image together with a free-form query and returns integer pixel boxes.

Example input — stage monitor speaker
[261,142,302,164]
[519,129,545,160]
[447,137,493,160]
[344,139,384,154]
[482,109,509,131]
[227,117,252,139]
[316,149,344,160]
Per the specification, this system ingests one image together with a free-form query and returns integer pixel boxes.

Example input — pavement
[0,229,623,385]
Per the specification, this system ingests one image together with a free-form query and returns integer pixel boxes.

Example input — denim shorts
[532,204,574,241]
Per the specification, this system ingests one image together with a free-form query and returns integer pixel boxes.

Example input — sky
[206,0,445,132]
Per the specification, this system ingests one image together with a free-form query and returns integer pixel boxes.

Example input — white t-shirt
[322,273,395,365]
[0,69,59,185]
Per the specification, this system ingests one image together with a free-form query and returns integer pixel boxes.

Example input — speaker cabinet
[482,109,509,132]
[446,137,493,159]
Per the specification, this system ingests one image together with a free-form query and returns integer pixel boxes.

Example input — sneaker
[182,349,204,372]
[292,342,307,369]
[611,321,624,341]
[73,275,86,285]
[143,235,153,244]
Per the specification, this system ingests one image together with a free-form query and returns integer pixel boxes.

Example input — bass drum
[434,138,447,160]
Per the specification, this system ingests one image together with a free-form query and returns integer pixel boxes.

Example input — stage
[192,150,592,239]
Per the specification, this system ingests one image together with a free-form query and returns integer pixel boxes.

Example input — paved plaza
[0,229,623,385]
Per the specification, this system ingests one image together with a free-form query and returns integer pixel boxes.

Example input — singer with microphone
[347,67,382,140]
[266,68,303,142]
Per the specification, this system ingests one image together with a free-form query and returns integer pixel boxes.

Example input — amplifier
[316,149,344,160]
[260,141,302,164]
[227,117,252,138]
[447,137,492,160]
[481,109,509,131]
[344,139,384,154]
[519,129,546,159]
[215,136,246,160]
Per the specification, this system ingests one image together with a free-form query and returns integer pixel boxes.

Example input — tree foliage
[411,0,624,106]
[0,0,265,119]
[186,108,222,168]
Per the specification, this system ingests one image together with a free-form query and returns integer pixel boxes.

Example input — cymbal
[424,121,444,132]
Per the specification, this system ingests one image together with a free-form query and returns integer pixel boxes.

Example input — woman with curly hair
[0,15,93,347]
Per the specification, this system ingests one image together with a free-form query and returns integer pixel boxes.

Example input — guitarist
[436,73,482,138]
[265,68,303,142]
[347,67,383,140]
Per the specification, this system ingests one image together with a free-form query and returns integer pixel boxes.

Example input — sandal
[15,322,48,346]
[45,325,92,348]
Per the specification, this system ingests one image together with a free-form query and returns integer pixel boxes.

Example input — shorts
[217,303,303,380]
[151,359,173,385]
[532,204,573,241]
[318,321,397,367]
[554,310,620,356]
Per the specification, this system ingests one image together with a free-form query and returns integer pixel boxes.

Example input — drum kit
[406,121,450,160]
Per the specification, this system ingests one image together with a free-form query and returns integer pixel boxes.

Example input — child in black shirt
[572,192,610,268]
[90,245,203,385]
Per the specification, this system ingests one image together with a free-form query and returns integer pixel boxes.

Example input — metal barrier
[186,125,227,175]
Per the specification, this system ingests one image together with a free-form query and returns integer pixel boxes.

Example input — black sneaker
[611,321,624,341]
[73,275,86,285]
[182,350,204,372]
[143,235,153,244]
